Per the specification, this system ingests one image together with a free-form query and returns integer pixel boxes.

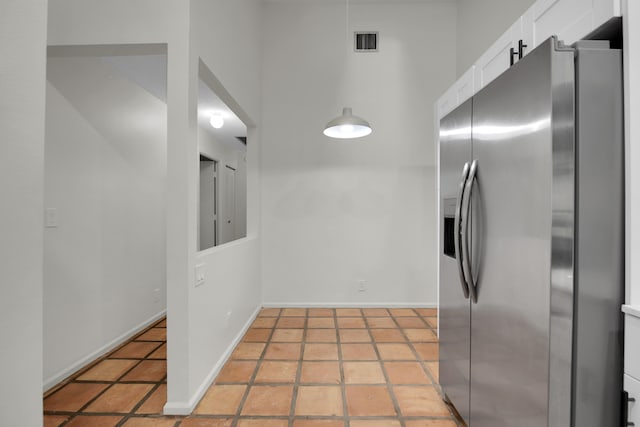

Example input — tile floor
[44,308,461,427]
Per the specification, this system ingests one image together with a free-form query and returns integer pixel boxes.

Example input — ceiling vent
[354,32,378,52]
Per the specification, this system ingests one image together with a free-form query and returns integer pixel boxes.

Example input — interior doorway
[199,155,218,250]
[42,44,168,398]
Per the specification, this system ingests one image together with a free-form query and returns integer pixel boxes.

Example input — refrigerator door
[439,99,472,425]
[468,38,575,427]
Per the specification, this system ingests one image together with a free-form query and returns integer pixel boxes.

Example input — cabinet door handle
[509,47,518,66]
[518,39,528,59]
[623,391,635,427]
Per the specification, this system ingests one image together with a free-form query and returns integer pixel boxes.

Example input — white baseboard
[43,309,167,392]
[261,302,438,309]
[163,304,261,416]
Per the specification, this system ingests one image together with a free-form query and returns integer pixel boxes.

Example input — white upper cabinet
[474,19,524,92]
[437,66,475,120]
[522,0,621,52]
[436,0,621,111]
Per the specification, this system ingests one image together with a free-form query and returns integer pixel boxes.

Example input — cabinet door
[474,19,523,92]
[624,374,640,425]
[455,67,475,106]
[521,0,619,51]
[437,86,458,120]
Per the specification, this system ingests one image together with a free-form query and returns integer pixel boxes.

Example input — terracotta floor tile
[345,386,397,416]
[148,343,167,359]
[389,308,418,317]
[425,361,439,382]
[181,418,233,427]
[362,308,390,317]
[240,385,293,416]
[404,421,458,427]
[121,417,177,427]
[307,317,335,328]
[155,318,167,327]
[403,329,437,342]
[120,360,166,382]
[44,415,68,427]
[343,362,386,384]
[308,308,334,317]
[84,384,153,413]
[136,384,166,414]
[44,383,110,412]
[65,415,123,427]
[306,329,337,343]
[377,343,416,360]
[77,359,138,381]
[339,329,371,343]
[350,421,402,427]
[300,361,341,384]
[366,317,397,328]
[255,361,299,383]
[295,386,343,416]
[216,361,257,383]
[371,329,406,343]
[259,308,281,317]
[194,384,246,415]
[426,317,438,328]
[395,317,428,328]
[293,421,345,427]
[393,386,451,417]
[237,420,289,427]
[413,343,438,361]
[341,343,378,361]
[110,342,161,359]
[232,343,266,360]
[136,328,166,341]
[243,328,272,342]
[252,317,277,328]
[384,362,431,384]
[336,308,362,317]
[337,317,366,329]
[277,317,306,328]
[264,343,302,360]
[272,328,304,342]
[281,308,307,316]
[304,343,339,360]
[415,308,438,317]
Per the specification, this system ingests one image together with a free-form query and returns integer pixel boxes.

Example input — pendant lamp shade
[323,107,373,139]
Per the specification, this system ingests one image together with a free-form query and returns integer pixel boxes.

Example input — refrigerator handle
[454,162,471,299]
[461,159,478,303]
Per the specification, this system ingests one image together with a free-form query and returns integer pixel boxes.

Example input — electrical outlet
[357,279,367,292]
[195,264,205,287]
[45,208,58,228]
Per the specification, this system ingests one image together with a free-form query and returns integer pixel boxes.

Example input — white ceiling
[197,79,247,152]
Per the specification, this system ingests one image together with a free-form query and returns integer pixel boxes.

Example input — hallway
[44,308,459,426]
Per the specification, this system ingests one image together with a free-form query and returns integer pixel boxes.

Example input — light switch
[45,208,58,228]
[195,264,205,287]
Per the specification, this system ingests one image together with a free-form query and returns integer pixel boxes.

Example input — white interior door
[221,165,236,244]
[199,158,217,250]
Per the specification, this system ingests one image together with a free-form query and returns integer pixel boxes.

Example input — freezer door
[439,99,472,425]
[469,38,575,427]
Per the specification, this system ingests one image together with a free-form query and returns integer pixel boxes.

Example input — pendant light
[323,107,372,139]
[323,0,372,140]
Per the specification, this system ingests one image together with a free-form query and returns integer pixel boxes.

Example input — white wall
[173,0,263,413]
[456,0,535,75]
[43,54,167,389]
[260,0,456,306]
[0,1,47,426]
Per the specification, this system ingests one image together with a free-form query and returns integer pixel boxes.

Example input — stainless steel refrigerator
[439,37,624,427]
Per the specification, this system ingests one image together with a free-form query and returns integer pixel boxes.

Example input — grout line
[334,308,350,427]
